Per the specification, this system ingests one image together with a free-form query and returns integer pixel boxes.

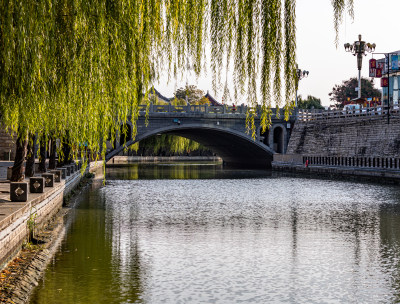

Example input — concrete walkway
[0,161,102,261]
[0,162,13,217]
[0,161,54,226]
[0,161,75,225]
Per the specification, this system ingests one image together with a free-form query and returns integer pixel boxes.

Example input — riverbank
[272,159,400,184]
[0,161,103,303]
[107,155,222,165]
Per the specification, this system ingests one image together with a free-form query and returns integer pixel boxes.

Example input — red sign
[369,58,377,69]
[375,68,382,78]
[381,77,389,87]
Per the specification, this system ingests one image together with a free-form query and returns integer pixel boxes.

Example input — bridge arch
[268,123,287,154]
[106,124,275,168]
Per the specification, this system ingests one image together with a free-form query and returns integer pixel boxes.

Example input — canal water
[30,163,400,303]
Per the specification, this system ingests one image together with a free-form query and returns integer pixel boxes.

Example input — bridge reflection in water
[106,104,295,168]
[30,165,400,303]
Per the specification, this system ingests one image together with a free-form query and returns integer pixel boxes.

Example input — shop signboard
[391,54,400,70]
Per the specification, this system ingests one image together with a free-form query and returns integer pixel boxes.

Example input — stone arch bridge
[105,104,295,168]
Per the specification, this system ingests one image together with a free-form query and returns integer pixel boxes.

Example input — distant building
[376,51,400,106]
[204,91,222,106]
[148,87,173,104]
[149,88,223,106]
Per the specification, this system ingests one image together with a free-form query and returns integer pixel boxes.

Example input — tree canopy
[174,85,204,104]
[0,0,354,162]
[297,95,324,110]
[329,77,381,107]
[173,85,210,105]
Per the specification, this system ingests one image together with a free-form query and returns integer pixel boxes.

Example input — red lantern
[369,58,377,69]
[376,68,382,78]
[381,77,389,87]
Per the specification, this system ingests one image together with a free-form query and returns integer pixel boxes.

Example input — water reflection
[106,163,272,180]
[31,164,400,303]
[30,186,145,304]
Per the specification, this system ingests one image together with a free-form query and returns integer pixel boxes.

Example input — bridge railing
[303,155,400,170]
[136,103,251,115]
[137,103,400,121]
[137,103,290,118]
[298,105,400,122]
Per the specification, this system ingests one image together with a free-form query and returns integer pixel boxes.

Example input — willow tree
[0,0,353,178]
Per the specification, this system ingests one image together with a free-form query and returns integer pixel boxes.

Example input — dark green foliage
[329,77,381,107]
[174,85,205,104]
[297,95,325,110]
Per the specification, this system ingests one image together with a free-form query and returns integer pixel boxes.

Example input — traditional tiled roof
[204,91,222,106]
[150,87,173,103]
[150,88,223,106]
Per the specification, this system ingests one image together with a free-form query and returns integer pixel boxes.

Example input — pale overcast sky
[156,0,400,107]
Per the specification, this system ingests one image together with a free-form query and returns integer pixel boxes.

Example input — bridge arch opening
[273,126,284,153]
[106,124,275,168]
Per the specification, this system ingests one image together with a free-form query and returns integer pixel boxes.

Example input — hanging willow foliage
[135,134,203,155]
[0,0,353,161]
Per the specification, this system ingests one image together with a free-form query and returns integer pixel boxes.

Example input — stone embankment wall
[287,115,400,157]
[0,162,102,269]
[0,126,15,161]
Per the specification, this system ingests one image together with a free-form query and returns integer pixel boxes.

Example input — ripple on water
[30,169,400,304]
[98,176,400,303]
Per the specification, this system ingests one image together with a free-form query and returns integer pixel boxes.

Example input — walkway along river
[30,163,400,303]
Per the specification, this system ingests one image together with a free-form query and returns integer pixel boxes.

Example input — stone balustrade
[303,155,400,170]
[298,105,400,122]
[137,103,288,117]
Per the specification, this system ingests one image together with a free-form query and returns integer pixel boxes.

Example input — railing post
[149,102,154,113]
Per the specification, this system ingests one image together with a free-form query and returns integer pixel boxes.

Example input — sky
[155,0,400,107]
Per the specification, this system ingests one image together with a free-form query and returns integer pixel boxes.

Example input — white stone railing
[297,105,400,122]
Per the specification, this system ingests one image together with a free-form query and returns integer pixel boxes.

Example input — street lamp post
[344,34,376,99]
[295,65,309,107]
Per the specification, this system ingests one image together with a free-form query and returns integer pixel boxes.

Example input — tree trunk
[38,135,47,172]
[25,133,36,177]
[58,133,71,166]
[11,132,27,182]
[66,143,71,164]
[64,135,71,165]
[49,137,57,169]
